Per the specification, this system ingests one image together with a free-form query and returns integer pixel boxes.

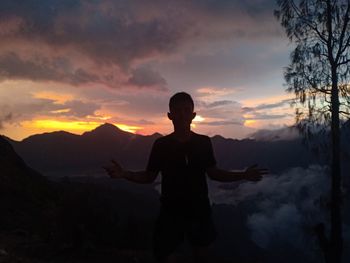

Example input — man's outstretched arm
[104,160,158,184]
[206,165,268,182]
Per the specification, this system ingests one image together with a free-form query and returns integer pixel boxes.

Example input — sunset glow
[114,124,143,134]
[193,115,205,122]
[0,0,296,140]
[2,3,348,263]
[21,120,143,135]
[23,120,102,132]
[244,119,257,128]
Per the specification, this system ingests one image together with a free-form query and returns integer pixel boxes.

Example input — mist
[208,165,349,261]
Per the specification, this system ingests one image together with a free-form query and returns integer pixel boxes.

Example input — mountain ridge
[5,121,350,178]
[82,123,134,138]
[4,123,326,177]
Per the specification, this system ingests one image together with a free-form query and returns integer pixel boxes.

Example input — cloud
[242,99,292,113]
[59,100,101,118]
[0,0,190,65]
[106,116,157,126]
[0,0,282,88]
[196,87,240,98]
[0,52,100,85]
[249,126,300,141]
[127,67,167,90]
[0,0,292,140]
[241,98,294,125]
[247,112,292,120]
[207,165,350,258]
[194,99,245,128]
[198,100,236,108]
[14,98,62,116]
[136,119,155,125]
[183,0,282,42]
[0,87,101,122]
[195,96,293,134]
[197,99,242,117]
[247,203,304,248]
[0,112,12,129]
[202,120,243,126]
[193,0,277,19]
[245,166,330,250]
[105,91,170,116]
[0,52,58,81]
[0,0,191,91]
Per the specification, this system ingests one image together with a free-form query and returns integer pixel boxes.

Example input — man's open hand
[245,164,269,182]
[103,159,124,179]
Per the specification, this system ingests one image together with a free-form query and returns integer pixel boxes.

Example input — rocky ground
[0,231,245,263]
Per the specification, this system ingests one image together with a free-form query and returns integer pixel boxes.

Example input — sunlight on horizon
[244,119,257,128]
[193,115,205,122]
[25,120,102,131]
[4,120,144,139]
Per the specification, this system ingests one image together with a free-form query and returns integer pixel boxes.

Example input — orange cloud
[32,91,74,104]
[196,86,240,99]
[241,93,293,108]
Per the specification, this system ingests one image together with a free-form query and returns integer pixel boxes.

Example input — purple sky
[0,0,296,140]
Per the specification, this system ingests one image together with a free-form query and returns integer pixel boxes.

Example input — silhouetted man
[105,92,268,263]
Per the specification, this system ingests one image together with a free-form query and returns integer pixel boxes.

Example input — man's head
[168,92,196,130]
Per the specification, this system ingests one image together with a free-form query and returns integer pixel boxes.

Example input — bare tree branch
[337,58,350,66]
[290,0,329,44]
[335,3,350,62]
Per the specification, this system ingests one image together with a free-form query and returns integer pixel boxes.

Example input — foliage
[275,0,350,135]
[275,1,350,262]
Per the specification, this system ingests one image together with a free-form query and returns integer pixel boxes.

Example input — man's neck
[173,127,192,142]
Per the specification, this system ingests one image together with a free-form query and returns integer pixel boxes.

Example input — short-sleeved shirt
[148,132,217,259]
[147,132,216,206]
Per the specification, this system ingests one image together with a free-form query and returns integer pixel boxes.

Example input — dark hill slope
[0,135,54,233]
[8,123,321,177]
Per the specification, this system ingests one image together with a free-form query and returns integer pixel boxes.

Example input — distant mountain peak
[95,123,121,131]
[21,130,78,143]
[83,123,132,137]
[151,132,163,137]
[212,134,226,140]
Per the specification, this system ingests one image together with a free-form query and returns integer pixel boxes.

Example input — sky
[0,0,297,141]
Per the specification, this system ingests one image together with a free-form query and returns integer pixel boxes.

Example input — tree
[275,0,350,262]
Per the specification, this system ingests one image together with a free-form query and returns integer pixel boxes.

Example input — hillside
[6,123,330,177]
[0,135,160,262]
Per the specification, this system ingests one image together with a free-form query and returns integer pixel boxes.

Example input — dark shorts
[153,199,216,261]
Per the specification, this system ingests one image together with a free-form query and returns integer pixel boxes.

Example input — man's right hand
[245,164,269,182]
[103,159,125,179]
